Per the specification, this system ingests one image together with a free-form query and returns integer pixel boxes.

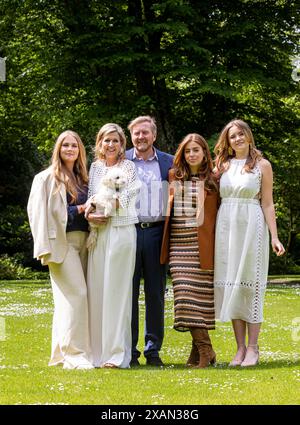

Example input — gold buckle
[140,222,150,229]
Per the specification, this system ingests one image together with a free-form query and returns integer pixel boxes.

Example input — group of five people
[27,115,285,370]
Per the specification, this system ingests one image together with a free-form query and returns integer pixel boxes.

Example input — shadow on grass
[0,280,50,287]
[233,359,300,370]
[130,359,300,371]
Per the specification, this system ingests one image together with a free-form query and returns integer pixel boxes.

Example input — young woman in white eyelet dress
[214,119,285,367]
[86,123,140,369]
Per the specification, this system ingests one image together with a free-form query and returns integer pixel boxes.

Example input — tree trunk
[127,0,175,152]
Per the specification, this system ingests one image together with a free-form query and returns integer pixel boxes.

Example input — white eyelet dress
[214,159,269,323]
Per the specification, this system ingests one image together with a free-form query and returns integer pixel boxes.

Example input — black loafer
[130,358,140,367]
[146,357,164,367]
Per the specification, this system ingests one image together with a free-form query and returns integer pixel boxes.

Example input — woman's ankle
[247,344,259,351]
[237,344,246,351]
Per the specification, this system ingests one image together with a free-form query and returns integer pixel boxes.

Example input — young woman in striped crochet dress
[161,133,219,368]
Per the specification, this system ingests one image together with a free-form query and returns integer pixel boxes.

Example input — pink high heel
[240,345,259,367]
[229,345,247,367]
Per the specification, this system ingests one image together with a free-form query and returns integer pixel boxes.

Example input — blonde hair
[214,119,262,173]
[173,133,218,191]
[51,130,88,203]
[128,115,157,138]
[94,123,126,161]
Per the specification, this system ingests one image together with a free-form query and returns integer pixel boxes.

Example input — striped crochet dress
[169,178,215,331]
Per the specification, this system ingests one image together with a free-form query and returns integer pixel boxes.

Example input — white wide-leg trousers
[87,223,136,368]
[48,231,93,369]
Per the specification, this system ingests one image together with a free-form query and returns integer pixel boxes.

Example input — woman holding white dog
[27,130,93,369]
[86,123,140,368]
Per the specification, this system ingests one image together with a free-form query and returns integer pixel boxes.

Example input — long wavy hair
[51,130,88,203]
[94,123,126,161]
[173,133,218,191]
[214,119,262,174]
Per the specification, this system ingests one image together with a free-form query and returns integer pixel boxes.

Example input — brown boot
[190,328,216,368]
[186,340,199,367]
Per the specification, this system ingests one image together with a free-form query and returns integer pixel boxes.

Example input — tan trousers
[48,231,93,369]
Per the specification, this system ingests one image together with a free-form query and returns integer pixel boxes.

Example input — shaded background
[0,0,299,274]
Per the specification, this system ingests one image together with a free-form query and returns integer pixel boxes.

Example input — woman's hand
[271,238,285,256]
[86,213,108,225]
[77,204,86,214]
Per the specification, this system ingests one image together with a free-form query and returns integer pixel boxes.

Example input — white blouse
[88,159,140,226]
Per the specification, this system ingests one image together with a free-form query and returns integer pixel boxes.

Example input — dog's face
[102,168,127,190]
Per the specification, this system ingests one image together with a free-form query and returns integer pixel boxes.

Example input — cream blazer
[27,166,68,265]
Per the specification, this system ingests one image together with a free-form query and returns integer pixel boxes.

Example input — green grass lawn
[0,280,299,405]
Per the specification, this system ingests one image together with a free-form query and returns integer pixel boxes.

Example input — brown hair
[214,119,262,173]
[94,123,126,161]
[51,130,88,203]
[173,133,218,191]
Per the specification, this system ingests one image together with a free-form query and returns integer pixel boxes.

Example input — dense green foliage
[0,254,46,280]
[0,0,299,271]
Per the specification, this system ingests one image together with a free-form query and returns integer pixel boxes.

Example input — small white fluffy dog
[85,167,127,250]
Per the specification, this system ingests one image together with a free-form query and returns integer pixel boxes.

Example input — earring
[228,146,233,155]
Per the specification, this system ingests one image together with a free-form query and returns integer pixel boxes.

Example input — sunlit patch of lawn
[0,280,299,405]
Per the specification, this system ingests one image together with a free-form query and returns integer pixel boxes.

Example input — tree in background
[0,0,299,272]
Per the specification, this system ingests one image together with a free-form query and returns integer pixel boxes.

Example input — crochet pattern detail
[214,159,269,323]
[88,159,140,226]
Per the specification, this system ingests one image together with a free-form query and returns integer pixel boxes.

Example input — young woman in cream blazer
[27,130,93,369]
